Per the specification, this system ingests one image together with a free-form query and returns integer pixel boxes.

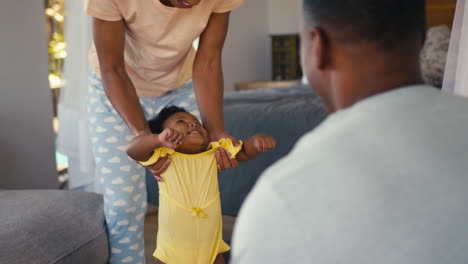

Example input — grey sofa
[0,85,325,264]
[0,190,108,264]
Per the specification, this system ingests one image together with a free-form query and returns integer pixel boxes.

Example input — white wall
[222,0,270,91]
[268,0,302,34]
[222,0,302,91]
[0,0,58,188]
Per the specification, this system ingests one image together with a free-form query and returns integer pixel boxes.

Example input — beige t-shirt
[85,0,243,97]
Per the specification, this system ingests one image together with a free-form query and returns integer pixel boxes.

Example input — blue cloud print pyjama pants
[87,72,200,264]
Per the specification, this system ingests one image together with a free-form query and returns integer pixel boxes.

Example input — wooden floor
[144,212,158,264]
[143,204,236,264]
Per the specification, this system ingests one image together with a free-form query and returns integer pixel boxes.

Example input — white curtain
[57,0,99,192]
[442,0,468,96]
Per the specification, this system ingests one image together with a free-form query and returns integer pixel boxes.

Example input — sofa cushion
[0,190,108,264]
[420,25,451,88]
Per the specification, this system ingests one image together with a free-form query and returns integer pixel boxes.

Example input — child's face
[162,112,209,154]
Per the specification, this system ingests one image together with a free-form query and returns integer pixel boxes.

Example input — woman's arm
[193,11,239,171]
[236,134,276,162]
[193,12,228,140]
[93,18,173,178]
[92,18,151,137]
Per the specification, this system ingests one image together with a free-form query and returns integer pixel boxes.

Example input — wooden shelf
[426,0,457,28]
[235,80,302,91]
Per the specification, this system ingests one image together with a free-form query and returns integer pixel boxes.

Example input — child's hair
[148,105,188,134]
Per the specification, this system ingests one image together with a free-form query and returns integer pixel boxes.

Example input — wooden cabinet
[426,0,457,28]
[271,34,302,80]
[235,80,302,91]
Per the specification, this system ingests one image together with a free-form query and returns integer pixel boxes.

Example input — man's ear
[310,27,328,70]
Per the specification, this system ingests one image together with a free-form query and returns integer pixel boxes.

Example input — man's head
[301,0,426,112]
[149,106,209,154]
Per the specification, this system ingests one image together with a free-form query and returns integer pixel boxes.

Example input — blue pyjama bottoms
[87,72,200,264]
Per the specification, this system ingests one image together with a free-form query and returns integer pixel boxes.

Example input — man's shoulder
[255,127,341,194]
[256,85,468,193]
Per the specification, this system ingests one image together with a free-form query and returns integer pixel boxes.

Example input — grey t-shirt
[231,85,468,264]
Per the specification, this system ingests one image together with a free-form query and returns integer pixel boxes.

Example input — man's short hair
[303,0,426,49]
[148,105,187,134]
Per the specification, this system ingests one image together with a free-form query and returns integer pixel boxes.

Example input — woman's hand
[210,131,240,173]
[144,155,171,182]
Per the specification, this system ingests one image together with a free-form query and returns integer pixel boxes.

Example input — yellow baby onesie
[140,139,242,264]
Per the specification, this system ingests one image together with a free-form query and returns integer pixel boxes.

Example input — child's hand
[252,134,276,153]
[158,128,184,149]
